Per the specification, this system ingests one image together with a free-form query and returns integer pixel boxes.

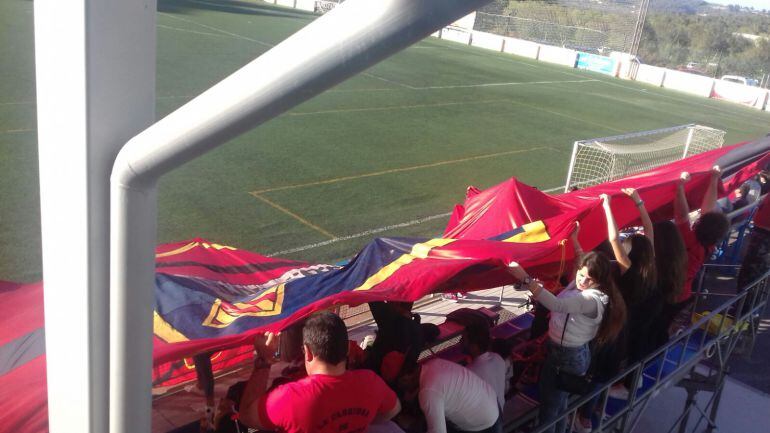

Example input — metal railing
[508,266,770,433]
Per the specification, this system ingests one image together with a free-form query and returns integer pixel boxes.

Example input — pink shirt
[258,369,397,433]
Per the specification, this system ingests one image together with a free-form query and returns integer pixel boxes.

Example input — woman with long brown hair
[507,245,626,433]
[599,191,660,403]
[651,219,688,344]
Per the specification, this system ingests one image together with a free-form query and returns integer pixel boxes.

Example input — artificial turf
[2,0,770,282]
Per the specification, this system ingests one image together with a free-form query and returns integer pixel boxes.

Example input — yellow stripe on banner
[156,241,237,259]
[202,284,287,328]
[502,221,550,243]
[155,241,199,258]
[154,311,190,343]
[353,238,456,292]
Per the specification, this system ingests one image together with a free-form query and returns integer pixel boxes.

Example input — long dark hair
[580,252,627,346]
[653,221,687,304]
[625,234,657,305]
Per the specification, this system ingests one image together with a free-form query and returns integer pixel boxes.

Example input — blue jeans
[538,342,591,433]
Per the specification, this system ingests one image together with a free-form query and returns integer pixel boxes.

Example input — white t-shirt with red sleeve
[257,369,398,433]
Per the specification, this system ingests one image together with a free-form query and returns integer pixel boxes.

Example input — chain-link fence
[475,0,645,54]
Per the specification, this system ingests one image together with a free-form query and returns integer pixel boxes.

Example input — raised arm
[601,194,631,273]
[239,332,280,430]
[570,221,584,264]
[674,172,691,224]
[506,262,598,316]
[700,166,722,214]
[622,188,654,251]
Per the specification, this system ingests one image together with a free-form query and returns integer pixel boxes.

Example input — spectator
[737,193,770,292]
[758,171,770,195]
[507,251,626,433]
[396,357,502,433]
[530,223,586,341]
[489,338,514,398]
[366,301,424,375]
[600,191,660,401]
[650,220,688,342]
[212,380,247,433]
[193,352,216,432]
[461,323,507,410]
[674,167,729,302]
[239,311,401,432]
[732,178,761,210]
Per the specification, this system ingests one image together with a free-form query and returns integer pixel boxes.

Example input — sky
[707,0,770,10]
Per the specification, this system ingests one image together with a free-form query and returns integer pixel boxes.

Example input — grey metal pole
[109,1,490,433]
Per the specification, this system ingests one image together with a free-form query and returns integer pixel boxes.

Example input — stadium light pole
[109,1,490,432]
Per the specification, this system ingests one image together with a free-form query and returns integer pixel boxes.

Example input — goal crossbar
[564,124,726,192]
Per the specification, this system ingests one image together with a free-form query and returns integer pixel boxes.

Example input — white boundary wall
[636,64,667,87]
[502,37,540,59]
[470,30,504,52]
[662,69,715,98]
[295,0,315,11]
[537,45,578,68]
[279,2,770,112]
[712,79,769,110]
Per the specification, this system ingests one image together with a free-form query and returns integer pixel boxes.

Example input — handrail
[108,2,491,432]
[511,267,770,433]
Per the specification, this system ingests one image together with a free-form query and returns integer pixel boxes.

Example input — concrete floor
[635,374,770,433]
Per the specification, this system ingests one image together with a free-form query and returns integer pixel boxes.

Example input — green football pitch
[2,0,770,282]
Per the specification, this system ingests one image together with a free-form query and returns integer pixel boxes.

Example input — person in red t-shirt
[674,166,730,302]
[737,193,770,291]
[239,312,401,433]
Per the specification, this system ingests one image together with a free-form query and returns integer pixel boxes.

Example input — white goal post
[563,124,726,192]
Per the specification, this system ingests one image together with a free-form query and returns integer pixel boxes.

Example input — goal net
[474,0,645,54]
[314,0,343,14]
[564,124,726,192]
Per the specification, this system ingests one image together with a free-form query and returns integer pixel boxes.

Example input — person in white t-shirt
[397,357,501,433]
[461,324,507,410]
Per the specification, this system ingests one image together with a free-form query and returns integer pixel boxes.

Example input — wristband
[635,200,644,207]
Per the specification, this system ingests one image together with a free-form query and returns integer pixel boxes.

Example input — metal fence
[509,266,770,433]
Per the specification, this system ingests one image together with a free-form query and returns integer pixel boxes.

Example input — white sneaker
[608,384,630,400]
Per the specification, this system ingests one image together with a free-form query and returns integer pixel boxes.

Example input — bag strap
[560,313,570,346]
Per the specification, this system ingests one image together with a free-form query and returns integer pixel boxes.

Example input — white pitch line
[413,79,598,90]
[288,99,509,116]
[266,184,565,257]
[0,101,34,106]
[266,212,453,257]
[592,78,770,125]
[363,72,416,89]
[157,24,228,38]
[159,12,275,48]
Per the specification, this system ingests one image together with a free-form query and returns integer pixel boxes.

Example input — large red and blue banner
[151,220,561,365]
[4,137,770,432]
